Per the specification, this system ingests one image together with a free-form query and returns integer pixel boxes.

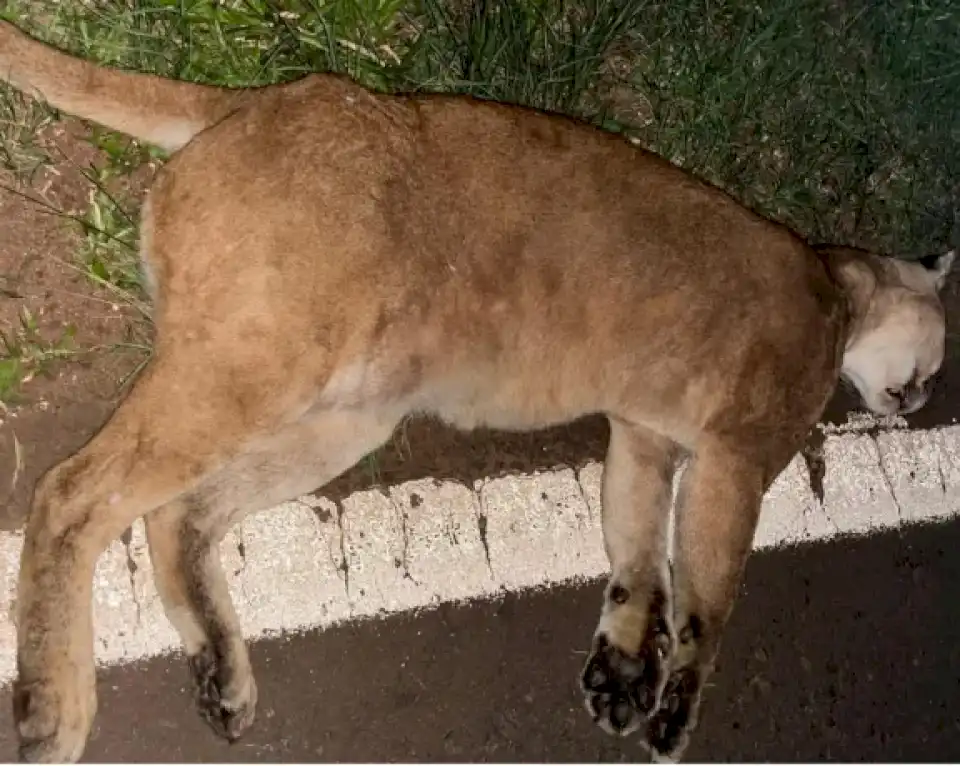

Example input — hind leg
[11,363,266,763]
[146,499,257,741]
[144,410,397,742]
[10,332,352,764]
[644,436,790,760]
[581,418,681,736]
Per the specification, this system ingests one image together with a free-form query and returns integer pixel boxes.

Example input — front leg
[644,437,780,761]
[581,420,680,737]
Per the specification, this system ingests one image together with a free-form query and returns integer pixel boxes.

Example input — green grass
[619,0,959,256]
[0,306,76,404]
[0,86,53,184]
[72,128,157,316]
[1,0,957,265]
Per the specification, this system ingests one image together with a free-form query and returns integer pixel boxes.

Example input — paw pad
[646,667,701,758]
[580,630,668,736]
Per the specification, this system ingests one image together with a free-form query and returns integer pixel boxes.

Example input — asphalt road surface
[2,516,959,762]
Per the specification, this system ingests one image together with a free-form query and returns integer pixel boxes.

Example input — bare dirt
[0,118,150,531]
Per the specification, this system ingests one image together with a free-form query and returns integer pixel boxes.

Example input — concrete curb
[1,417,959,684]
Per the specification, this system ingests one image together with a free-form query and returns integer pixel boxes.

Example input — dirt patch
[0,119,148,531]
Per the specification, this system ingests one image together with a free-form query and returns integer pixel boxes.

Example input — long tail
[0,21,243,152]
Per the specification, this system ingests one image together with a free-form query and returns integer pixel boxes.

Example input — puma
[0,20,952,763]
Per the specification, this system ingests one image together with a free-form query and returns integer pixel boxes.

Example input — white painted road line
[2,421,960,684]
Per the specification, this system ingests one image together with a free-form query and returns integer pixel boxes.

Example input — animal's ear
[831,256,877,320]
[918,249,956,291]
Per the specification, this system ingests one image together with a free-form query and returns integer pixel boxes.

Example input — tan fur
[1,21,952,763]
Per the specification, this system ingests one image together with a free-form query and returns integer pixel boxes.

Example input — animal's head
[825,246,954,417]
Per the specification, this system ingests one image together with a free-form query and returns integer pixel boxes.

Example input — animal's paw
[645,667,702,761]
[580,624,672,737]
[188,645,258,742]
[13,678,95,763]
